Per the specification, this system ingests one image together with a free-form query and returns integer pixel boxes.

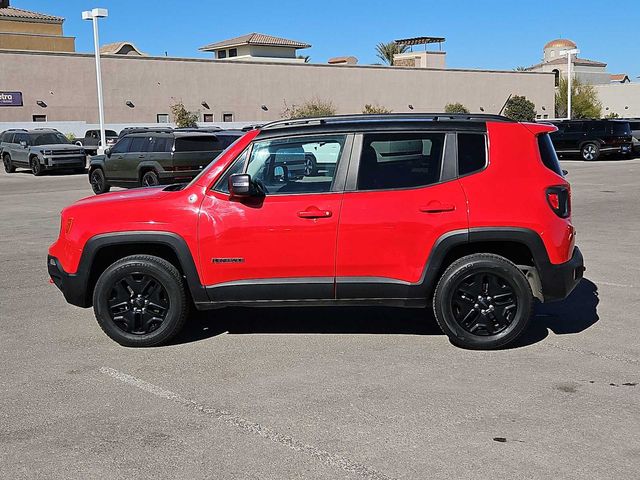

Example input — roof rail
[261,113,514,130]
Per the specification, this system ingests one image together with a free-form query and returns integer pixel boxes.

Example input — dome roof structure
[544,39,577,50]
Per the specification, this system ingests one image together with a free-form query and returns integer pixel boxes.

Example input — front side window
[457,133,487,176]
[357,132,445,190]
[245,135,346,195]
[15,133,30,145]
[111,137,131,154]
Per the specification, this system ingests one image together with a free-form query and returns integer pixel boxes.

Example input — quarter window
[457,133,487,176]
[357,133,445,190]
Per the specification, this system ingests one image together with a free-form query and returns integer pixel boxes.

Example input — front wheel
[89,168,110,194]
[92,255,188,347]
[433,254,533,350]
[581,142,600,161]
[141,170,160,187]
[30,157,44,176]
[3,154,15,173]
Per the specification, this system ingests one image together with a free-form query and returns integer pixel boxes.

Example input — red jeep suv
[48,114,584,349]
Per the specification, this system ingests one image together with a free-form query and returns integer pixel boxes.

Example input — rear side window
[151,137,172,152]
[457,133,486,176]
[129,136,150,153]
[611,122,631,136]
[538,134,563,176]
[175,136,221,152]
[357,132,445,190]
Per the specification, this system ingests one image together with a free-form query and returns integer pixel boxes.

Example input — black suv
[549,119,633,161]
[1,129,86,175]
[88,130,243,194]
[628,119,640,154]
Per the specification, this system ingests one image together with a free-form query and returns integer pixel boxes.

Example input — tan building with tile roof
[0,0,74,52]
[200,32,310,63]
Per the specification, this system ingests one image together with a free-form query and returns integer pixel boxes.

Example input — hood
[36,144,84,151]
[70,186,171,211]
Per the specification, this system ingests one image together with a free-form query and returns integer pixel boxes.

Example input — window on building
[157,113,170,123]
[218,50,227,59]
[203,113,214,122]
[457,133,487,176]
[552,69,560,87]
[357,133,445,191]
[228,48,238,57]
[222,113,234,122]
[32,115,46,122]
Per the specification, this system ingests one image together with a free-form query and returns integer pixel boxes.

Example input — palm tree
[375,41,408,66]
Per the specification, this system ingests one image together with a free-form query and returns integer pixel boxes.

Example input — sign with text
[0,92,23,107]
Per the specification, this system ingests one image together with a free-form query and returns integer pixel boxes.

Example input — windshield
[32,132,69,146]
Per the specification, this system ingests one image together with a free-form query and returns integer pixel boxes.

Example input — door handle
[297,207,332,219]
[419,202,456,213]
[138,155,145,158]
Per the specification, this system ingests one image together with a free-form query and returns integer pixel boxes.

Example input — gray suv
[1,129,86,175]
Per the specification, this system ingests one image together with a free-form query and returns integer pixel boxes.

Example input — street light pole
[82,8,109,154]
[561,48,580,120]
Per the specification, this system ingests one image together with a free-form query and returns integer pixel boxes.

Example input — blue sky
[14,0,640,78]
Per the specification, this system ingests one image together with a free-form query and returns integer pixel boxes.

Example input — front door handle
[138,155,145,158]
[419,202,456,213]
[297,207,332,219]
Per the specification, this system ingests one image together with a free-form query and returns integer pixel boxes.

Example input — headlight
[43,150,52,156]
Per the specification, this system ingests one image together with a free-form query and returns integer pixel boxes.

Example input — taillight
[546,186,571,218]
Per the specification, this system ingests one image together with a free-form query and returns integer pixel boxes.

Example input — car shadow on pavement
[508,278,600,349]
[171,278,599,348]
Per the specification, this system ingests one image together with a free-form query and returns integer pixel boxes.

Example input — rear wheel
[3,154,15,173]
[433,254,533,350]
[141,170,160,187]
[90,168,110,194]
[92,255,188,347]
[30,157,43,176]
[581,142,600,161]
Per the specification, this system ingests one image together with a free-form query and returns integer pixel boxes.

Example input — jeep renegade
[48,114,584,349]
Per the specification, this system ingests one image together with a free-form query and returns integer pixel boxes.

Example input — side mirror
[228,173,253,197]
[562,169,568,176]
[104,148,111,158]
[20,141,27,148]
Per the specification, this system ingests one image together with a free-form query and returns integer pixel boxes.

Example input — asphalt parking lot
[1,159,639,480]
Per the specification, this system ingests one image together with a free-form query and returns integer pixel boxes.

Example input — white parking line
[99,367,394,480]
[595,280,634,288]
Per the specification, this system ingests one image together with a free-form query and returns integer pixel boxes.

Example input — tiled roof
[100,42,147,56]
[0,6,63,23]
[200,33,310,51]
[610,74,629,82]
[527,56,607,70]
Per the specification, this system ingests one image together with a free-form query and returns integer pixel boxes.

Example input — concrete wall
[594,83,640,118]
[0,32,75,52]
[0,49,556,124]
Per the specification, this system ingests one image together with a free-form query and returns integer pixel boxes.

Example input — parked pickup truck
[75,129,119,155]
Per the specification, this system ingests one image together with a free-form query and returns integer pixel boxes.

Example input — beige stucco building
[0,49,556,124]
[0,0,74,52]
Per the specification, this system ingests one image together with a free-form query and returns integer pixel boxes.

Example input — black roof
[256,113,510,138]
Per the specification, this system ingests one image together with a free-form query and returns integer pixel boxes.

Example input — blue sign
[0,92,23,107]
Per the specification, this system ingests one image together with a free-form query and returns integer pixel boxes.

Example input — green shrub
[504,95,536,122]
[282,98,337,119]
[444,102,470,114]
[362,104,392,114]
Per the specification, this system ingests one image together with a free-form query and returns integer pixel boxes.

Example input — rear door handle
[297,207,332,219]
[419,202,456,213]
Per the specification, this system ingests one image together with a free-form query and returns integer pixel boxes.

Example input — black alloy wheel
[450,272,517,336]
[106,273,170,335]
[141,170,160,187]
[31,157,43,176]
[90,168,110,194]
[93,255,188,347]
[433,253,533,350]
[3,154,15,173]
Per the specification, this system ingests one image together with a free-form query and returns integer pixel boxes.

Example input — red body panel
[459,122,574,264]
[335,181,468,283]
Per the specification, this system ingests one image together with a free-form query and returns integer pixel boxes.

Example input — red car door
[335,131,469,299]
[197,133,351,302]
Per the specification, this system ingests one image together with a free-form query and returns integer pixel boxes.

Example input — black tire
[141,170,160,187]
[89,168,111,194]
[3,153,15,173]
[433,253,533,350]
[581,142,600,161]
[92,255,188,347]
[30,156,44,176]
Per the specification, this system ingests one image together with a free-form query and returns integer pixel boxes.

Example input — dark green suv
[88,130,242,194]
